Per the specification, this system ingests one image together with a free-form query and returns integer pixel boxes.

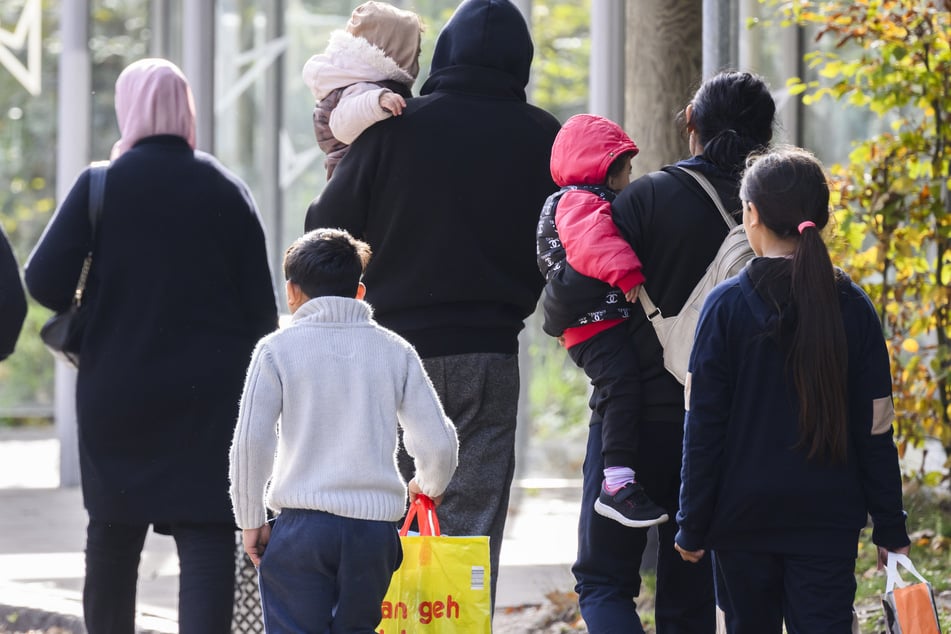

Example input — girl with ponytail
[674,147,910,633]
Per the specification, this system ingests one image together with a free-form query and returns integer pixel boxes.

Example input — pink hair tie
[798,221,816,234]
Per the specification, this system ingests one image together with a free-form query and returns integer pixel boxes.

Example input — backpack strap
[637,166,735,321]
[672,165,736,229]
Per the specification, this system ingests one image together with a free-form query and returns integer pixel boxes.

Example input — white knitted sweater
[229,296,458,529]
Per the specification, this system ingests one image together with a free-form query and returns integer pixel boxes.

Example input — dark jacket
[25,135,278,525]
[611,157,742,423]
[537,186,631,337]
[676,259,909,557]
[0,227,27,361]
[305,0,560,358]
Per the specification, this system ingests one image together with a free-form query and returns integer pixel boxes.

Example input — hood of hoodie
[741,257,793,333]
[420,0,533,100]
[550,114,638,187]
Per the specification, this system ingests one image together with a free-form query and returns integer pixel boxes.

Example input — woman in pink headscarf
[26,58,278,634]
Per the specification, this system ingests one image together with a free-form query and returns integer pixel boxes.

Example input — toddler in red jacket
[536,114,667,527]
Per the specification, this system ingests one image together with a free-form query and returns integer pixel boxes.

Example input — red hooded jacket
[549,114,644,347]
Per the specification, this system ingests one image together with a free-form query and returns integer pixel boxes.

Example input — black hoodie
[306,0,560,357]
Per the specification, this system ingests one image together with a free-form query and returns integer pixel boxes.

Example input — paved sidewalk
[0,427,581,632]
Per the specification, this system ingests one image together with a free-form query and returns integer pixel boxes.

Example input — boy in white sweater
[229,228,458,633]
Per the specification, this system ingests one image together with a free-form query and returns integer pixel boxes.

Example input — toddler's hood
[550,114,638,187]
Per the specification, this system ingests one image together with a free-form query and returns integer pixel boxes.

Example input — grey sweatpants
[398,352,519,609]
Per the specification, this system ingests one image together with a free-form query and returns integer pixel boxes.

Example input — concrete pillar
[262,1,284,285]
[55,0,91,488]
[149,0,171,58]
[625,0,703,177]
[702,0,739,79]
[183,0,215,152]
[589,0,625,123]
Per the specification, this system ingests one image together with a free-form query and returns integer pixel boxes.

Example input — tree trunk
[624,0,703,178]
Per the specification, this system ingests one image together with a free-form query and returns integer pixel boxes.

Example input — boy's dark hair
[606,151,635,182]
[283,228,372,299]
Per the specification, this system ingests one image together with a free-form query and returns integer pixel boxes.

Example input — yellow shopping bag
[377,496,491,634]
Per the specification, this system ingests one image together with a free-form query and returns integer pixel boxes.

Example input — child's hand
[674,542,705,563]
[380,91,406,116]
[408,478,444,508]
[243,524,271,567]
[877,544,911,570]
[625,285,640,304]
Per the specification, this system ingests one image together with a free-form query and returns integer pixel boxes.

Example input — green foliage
[763,0,951,483]
[531,0,590,122]
[0,2,62,419]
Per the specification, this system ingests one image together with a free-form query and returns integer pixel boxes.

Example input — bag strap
[673,165,736,229]
[399,494,441,537]
[885,551,929,593]
[88,161,108,234]
[73,162,109,307]
[637,166,735,321]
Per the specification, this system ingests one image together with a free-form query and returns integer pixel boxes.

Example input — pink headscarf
[111,58,197,159]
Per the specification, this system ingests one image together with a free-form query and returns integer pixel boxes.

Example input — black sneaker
[594,482,669,528]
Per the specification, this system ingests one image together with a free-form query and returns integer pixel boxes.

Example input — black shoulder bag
[40,162,108,368]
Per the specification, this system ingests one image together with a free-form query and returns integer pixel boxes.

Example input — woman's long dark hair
[686,71,777,176]
[740,147,849,464]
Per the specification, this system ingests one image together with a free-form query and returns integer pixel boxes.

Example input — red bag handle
[399,494,441,536]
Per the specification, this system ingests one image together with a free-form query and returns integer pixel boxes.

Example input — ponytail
[741,148,849,464]
[789,221,849,464]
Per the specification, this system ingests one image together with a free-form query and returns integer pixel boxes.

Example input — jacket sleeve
[849,289,909,549]
[24,169,95,313]
[304,119,381,235]
[234,183,279,339]
[328,83,392,145]
[398,346,459,498]
[675,287,733,552]
[556,192,645,293]
[229,341,282,530]
[0,227,27,361]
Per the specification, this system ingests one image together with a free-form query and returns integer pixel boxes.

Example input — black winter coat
[611,158,743,423]
[305,0,560,358]
[0,226,27,361]
[26,135,278,525]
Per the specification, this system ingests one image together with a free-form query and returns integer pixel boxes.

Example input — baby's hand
[625,285,640,304]
[380,91,406,116]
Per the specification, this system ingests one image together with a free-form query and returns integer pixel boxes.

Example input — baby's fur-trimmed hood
[303,30,416,101]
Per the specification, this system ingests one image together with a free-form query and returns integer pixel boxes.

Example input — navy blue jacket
[0,227,26,361]
[305,0,560,358]
[676,258,909,557]
[26,136,278,525]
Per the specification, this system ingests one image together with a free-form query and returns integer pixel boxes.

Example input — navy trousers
[257,509,401,634]
[573,419,716,633]
[83,519,235,634]
[713,550,857,634]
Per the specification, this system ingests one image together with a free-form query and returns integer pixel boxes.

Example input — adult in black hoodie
[305,0,560,606]
[571,72,777,633]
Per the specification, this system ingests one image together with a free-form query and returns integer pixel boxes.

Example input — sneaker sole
[594,500,669,528]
